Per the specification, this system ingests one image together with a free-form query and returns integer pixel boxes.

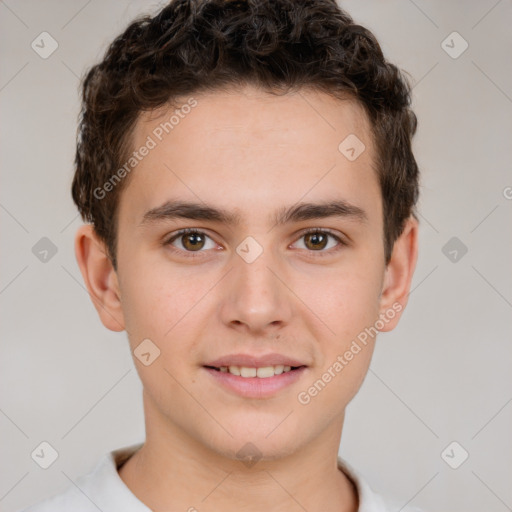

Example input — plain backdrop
[1,1,511,511]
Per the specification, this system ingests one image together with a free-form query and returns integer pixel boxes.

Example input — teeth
[273,365,284,375]
[256,366,274,378]
[240,367,257,378]
[228,365,240,376]
[220,365,297,378]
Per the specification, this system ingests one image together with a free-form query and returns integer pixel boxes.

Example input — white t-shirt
[20,443,422,512]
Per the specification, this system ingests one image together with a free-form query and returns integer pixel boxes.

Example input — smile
[203,365,307,398]
[205,364,302,378]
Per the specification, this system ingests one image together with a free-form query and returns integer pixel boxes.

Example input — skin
[75,85,418,512]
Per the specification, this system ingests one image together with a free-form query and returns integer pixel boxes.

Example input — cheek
[118,272,202,402]
[297,286,379,415]
[119,278,169,342]
[309,266,383,341]
[119,255,205,339]
[295,337,375,425]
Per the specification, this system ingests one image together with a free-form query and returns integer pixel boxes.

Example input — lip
[203,365,307,399]
[204,352,307,368]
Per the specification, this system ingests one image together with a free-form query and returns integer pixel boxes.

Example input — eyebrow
[139,199,368,227]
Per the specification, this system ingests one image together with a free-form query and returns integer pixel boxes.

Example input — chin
[203,417,306,463]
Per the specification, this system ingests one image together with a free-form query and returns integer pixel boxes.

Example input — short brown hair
[72,0,419,270]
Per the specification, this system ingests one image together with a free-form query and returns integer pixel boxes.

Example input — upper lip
[204,353,308,368]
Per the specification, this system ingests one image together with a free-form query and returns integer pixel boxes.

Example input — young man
[23,0,420,510]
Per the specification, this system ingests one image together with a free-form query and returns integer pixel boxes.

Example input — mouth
[203,364,306,378]
[202,355,308,398]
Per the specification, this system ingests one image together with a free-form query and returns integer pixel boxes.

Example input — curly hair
[72,0,419,270]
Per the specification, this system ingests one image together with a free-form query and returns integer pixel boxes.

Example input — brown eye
[292,229,345,255]
[181,231,205,251]
[303,231,329,250]
[166,229,217,254]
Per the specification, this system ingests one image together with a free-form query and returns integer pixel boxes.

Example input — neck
[118,395,358,512]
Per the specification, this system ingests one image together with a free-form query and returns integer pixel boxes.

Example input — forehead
[119,85,380,228]
[141,86,372,151]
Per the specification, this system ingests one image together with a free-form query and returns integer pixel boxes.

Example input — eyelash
[163,227,347,258]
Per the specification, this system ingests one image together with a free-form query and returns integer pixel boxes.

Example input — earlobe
[74,224,125,332]
[378,216,419,332]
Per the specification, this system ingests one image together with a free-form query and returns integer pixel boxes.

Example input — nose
[219,244,294,335]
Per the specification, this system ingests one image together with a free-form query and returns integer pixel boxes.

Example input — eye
[163,227,346,258]
[292,228,346,254]
[164,228,218,254]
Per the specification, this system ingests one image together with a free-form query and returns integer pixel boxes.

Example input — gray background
[1,1,511,511]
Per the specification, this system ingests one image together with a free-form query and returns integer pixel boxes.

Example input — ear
[74,224,125,332]
[378,216,419,332]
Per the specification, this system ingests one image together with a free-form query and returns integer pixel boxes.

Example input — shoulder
[18,443,146,512]
[18,485,96,512]
[337,457,426,512]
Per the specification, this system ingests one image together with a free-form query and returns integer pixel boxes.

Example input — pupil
[306,232,327,250]
[184,233,204,250]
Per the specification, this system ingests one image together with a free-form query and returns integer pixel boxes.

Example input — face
[76,85,418,462]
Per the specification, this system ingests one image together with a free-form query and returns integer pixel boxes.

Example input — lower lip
[203,366,307,399]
